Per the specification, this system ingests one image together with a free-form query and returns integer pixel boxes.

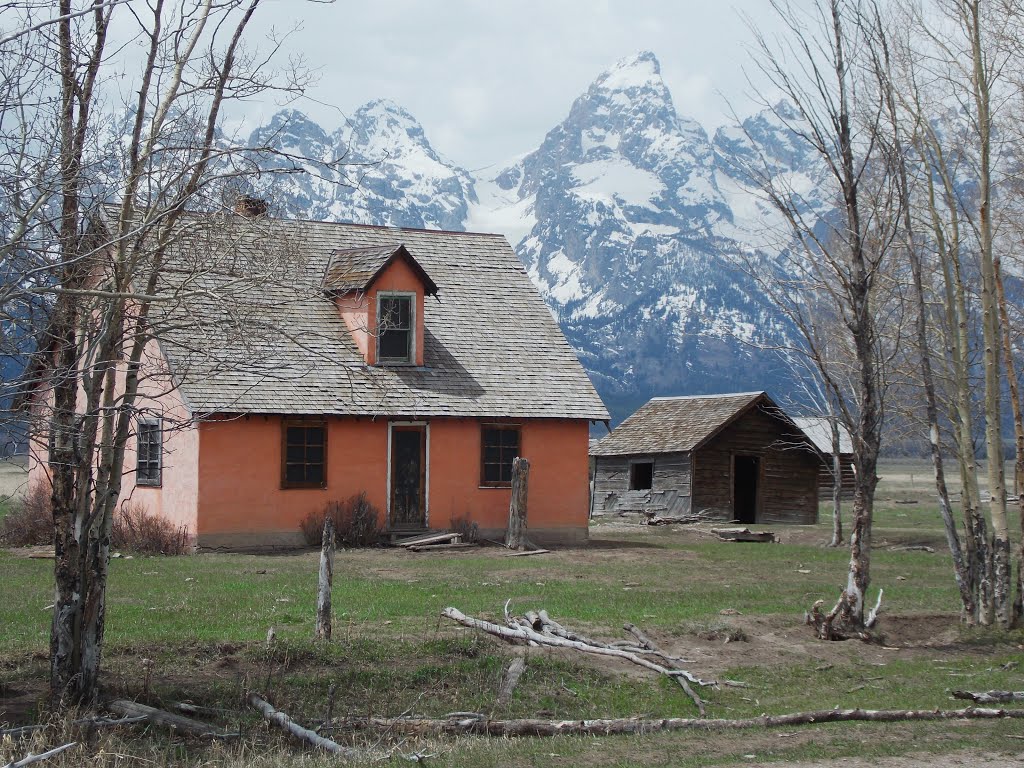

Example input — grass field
[1,460,1023,766]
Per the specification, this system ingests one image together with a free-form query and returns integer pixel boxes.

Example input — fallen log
[0,715,145,740]
[442,606,711,715]
[643,515,703,526]
[329,705,1024,738]
[953,690,1024,704]
[247,693,362,759]
[495,654,527,709]
[712,527,776,543]
[107,700,232,738]
[2,742,78,768]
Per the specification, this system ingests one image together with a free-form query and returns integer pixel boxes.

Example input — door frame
[386,421,430,530]
[730,452,762,524]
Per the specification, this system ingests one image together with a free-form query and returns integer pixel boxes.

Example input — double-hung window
[282,421,327,488]
[136,419,162,486]
[480,424,521,487]
[377,293,414,364]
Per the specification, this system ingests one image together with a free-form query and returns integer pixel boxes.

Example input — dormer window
[377,292,415,364]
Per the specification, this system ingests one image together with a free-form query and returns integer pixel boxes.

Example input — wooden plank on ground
[711,528,776,543]
[395,532,461,547]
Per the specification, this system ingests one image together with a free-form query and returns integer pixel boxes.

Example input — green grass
[2,459,1024,766]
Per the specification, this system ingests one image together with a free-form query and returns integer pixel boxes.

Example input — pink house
[29,211,608,548]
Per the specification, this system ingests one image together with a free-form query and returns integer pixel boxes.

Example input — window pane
[306,464,323,484]
[500,429,519,449]
[483,463,501,483]
[286,444,305,462]
[286,463,305,482]
[306,446,323,463]
[379,328,410,360]
[306,426,324,444]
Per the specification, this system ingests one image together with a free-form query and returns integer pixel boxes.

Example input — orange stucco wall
[194,416,591,547]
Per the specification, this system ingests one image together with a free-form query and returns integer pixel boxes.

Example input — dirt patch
[750,750,1024,767]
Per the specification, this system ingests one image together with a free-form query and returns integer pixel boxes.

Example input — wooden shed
[590,392,821,524]
[792,416,856,501]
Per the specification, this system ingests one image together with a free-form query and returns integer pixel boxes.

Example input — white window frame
[376,291,417,365]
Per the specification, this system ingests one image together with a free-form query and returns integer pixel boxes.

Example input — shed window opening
[481,425,521,486]
[136,419,162,486]
[283,423,326,488]
[378,295,413,363]
[629,461,654,491]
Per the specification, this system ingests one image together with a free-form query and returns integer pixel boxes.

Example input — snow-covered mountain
[246,101,475,231]
[243,52,819,423]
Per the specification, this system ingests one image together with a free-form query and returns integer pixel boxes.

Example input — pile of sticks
[442,603,714,715]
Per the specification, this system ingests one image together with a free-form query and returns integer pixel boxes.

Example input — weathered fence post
[315,515,335,641]
[505,457,530,550]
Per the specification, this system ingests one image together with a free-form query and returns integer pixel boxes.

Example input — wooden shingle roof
[590,392,795,456]
[322,244,438,296]
[147,213,608,421]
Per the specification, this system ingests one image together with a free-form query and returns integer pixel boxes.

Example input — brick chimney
[234,195,269,218]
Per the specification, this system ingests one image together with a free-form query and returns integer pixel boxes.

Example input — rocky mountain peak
[347,99,430,154]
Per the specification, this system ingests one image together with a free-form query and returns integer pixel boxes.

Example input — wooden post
[315,515,335,641]
[504,457,530,551]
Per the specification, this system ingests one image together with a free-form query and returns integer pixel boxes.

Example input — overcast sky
[238,1,808,171]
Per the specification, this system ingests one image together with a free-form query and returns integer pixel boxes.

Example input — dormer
[323,244,438,367]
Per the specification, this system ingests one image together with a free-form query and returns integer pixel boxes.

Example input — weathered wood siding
[691,408,819,524]
[817,455,856,500]
[592,453,692,518]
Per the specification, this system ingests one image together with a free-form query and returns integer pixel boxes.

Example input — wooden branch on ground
[953,690,1024,704]
[2,742,78,768]
[329,706,1024,738]
[507,548,549,557]
[495,653,527,709]
[107,700,233,738]
[0,716,145,740]
[247,693,362,759]
[442,606,711,715]
[623,622,689,665]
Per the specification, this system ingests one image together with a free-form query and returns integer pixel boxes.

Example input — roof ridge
[649,391,766,402]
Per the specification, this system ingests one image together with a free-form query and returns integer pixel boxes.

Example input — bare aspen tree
[866,1,973,617]
[743,0,898,636]
[0,0,325,704]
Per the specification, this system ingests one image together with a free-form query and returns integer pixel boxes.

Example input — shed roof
[792,417,854,455]
[589,391,805,456]
[142,212,608,421]
[322,244,438,296]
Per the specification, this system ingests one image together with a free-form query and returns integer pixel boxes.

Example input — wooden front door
[390,426,426,530]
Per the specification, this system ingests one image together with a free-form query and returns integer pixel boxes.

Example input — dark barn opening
[733,455,760,524]
[629,461,654,490]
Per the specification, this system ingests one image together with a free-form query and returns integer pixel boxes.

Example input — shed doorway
[733,455,760,524]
